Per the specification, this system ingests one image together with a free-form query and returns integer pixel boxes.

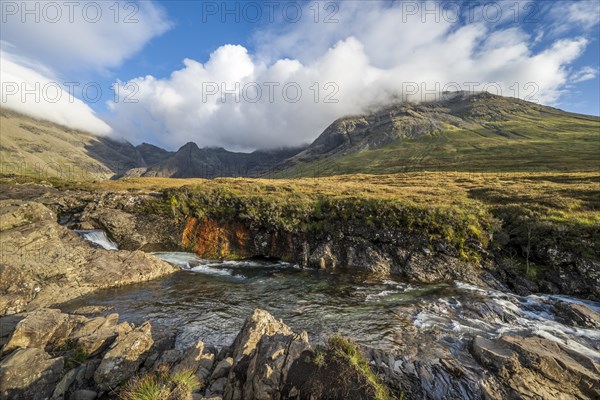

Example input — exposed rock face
[94,321,156,391]
[180,216,493,286]
[1,307,599,400]
[2,309,73,354]
[0,200,178,315]
[224,309,311,400]
[0,348,64,400]
[471,335,600,399]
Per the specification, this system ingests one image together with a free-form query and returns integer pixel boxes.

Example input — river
[64,231,600,363]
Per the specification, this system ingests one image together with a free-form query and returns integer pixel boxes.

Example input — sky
[1,0,599,151]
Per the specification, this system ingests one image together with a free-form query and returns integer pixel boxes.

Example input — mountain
[0,107,146,180]
[0,108,303,180]
[2,92,598,181]
[141,142,304,178]
[136,143,174,167]
[278,92,600,176]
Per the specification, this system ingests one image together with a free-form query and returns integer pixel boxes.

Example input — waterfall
[76,230,119,251]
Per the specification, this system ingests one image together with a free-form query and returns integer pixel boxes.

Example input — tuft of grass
[313,349,326,368]
[327,336,392,400]
[64,347,90,369]
[120,369,201,400]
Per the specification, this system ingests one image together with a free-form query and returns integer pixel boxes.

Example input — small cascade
[75,230,119,251]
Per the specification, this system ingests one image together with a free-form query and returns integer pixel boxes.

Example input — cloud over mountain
[107,1,597,150]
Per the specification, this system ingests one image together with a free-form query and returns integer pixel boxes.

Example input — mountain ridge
[2,92,599,180]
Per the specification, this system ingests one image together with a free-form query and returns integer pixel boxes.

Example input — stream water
[66,233,600,362]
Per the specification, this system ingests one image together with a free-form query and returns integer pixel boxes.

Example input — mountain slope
[278,92,600,176]
[0,108,147,180]
[136,143,174,167]
[142,142,304,178]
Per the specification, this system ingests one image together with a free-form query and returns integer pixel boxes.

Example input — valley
[0,93,599,400]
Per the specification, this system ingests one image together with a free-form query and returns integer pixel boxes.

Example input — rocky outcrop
[0,200,178,315]
[472,335,600,399]
[179,216,493,286]
[1,307,599,400]
[0,348,64,399]
[93,321,157,390]
[223,309,311,400]
[2,309,73,354]
[554,301,600,329]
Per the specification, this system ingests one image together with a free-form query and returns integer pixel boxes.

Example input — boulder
[0,314,23,348]
[172,340,215,383]
[230,309,294,363]
[50,367,78,400]
[210,357,233,381]
[206,377,227,397]
[2,309,73,354]
[0,348,64,400]
[69,313,123,356]
[94,321,155,391]
[223,309,310,400]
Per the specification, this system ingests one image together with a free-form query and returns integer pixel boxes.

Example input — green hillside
[277,94,600,177]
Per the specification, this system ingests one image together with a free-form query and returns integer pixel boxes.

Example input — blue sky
[1,0,599,150]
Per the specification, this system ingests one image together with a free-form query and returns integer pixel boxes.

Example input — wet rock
[554,301,600,329]
[2,309,73,354]
[94,321,155,391]
[471,335,600,399]
[0,348,64,400]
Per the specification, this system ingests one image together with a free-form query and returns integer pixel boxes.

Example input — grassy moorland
[2,171,598,272]
[8,171,589,265]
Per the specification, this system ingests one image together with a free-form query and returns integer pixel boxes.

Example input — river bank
[0,174,598,399]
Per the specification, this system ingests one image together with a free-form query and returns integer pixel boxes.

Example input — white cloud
[107,1,592,151]
[0,48,112,135]
[560,1,600,31]
[1,0,171,71]
[571,66,599,83]
[0,1,170,136]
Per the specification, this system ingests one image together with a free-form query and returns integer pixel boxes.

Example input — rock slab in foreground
[0,200,178,315]
[0,348,64,399]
